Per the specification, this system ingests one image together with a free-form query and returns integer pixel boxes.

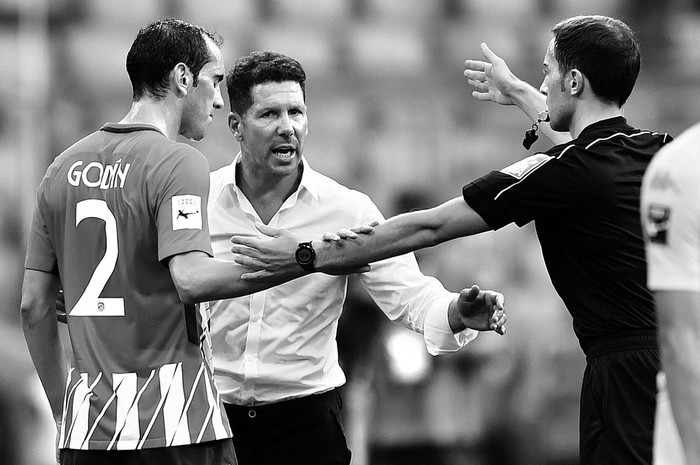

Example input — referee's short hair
[552,15,641,107]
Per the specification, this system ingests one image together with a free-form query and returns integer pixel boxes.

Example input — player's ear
[171,63,191,97]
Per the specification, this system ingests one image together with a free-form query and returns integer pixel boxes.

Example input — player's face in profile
[181,37,225,141]
[233,80,308,178]
[539,39,573,133]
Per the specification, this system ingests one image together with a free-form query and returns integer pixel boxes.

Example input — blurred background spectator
[2,0,699,463]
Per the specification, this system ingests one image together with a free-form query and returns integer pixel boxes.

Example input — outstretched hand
[230,223,370,280]
[464,42,520,106]
[452,284,506,335]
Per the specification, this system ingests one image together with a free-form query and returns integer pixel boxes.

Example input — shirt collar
[216,152,322,202]
[100,122,166,136]
[577,116,629,140]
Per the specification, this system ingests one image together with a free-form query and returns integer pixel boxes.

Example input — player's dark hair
[126,18,222,101]
[552,15,640,107]
[226,51,306,116]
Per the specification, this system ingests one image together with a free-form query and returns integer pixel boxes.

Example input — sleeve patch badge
[644,203,671,244]
[172,195,202,230]
[500,154,551,179]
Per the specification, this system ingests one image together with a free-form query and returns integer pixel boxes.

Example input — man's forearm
[22,313,67,419]
[505,79,545,121]
[314,210,443,272]
[314,198,489,273]
[21,271,67,420]
[508,80,572,146]
[170,252,306,304]
[656,290,700,463]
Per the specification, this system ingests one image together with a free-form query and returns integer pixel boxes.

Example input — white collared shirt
[208,154,476,405]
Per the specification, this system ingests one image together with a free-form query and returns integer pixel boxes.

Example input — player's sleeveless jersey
[462,117,672,351]
[24,123,231,450]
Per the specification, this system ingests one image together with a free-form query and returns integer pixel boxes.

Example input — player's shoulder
[40,130,103,182]
[146,139,209,173]
[651,122,700,167]
[156,138,206,160]
[53,129,102,160]
[666,122,700,148]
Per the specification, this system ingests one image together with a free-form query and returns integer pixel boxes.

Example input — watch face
[297,247,314,264]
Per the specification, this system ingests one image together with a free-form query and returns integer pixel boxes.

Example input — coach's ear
[228,112,243,142]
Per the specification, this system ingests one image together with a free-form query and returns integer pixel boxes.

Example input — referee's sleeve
[462,176,512,230]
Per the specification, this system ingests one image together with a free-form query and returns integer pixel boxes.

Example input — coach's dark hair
[126,18,222,101]
[552,15,640,107]
[226,51,306,116]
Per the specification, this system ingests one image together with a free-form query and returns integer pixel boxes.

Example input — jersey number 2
[70,199,125,317]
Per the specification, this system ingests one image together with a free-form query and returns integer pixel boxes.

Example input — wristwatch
[295,241,316,271]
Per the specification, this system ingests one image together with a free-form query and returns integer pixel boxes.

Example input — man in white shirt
[208,51,506,465]
[641,122,700,465]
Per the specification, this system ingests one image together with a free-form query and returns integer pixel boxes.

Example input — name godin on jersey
[67,159,131,190]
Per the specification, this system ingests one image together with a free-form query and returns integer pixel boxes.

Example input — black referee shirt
[463,117,673,351]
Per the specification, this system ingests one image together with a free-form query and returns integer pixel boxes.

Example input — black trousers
[60,439,237,465]
[580,331,660,465]
[224,389,351,465]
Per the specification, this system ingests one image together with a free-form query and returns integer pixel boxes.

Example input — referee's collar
[577,116,629,140]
